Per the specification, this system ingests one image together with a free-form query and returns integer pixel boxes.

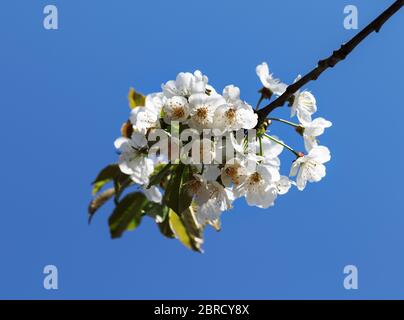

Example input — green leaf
[164,164,193,214]
[168,210,193,250]
[108,192,147,239]
[128,87,146,109]
[143,202,174,239]
[182,206,203,241]
[147,163,172,188]
[91,164,121,195]
[144,202,169,223]
[157,216,175,239]
[168,207,203,253]
[113,176,133,204]
[178,166,193,214]
[88,188,115,223]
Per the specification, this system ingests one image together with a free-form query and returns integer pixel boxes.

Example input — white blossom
[114,133,154,185]
[130,93,165,134]
[213,85,258,132]
[162,96,190,123]
[234,164,279,208]
[187,175,233,225]
[188,93,226,130]
[256,62,288,96]
[290,145,331,191]
[148,130,182,164]
[276,176,294,195]
[291,89,317,125]
[221,158,248,187]
[109,67,333,231]
[162,70,208,98]
[302,117,332,151]
[181,137,216,165]
[259,137,283,182]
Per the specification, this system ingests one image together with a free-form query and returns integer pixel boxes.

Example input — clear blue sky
[1,0,403,299]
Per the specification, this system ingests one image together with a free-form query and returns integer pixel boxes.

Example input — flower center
[196,107,208,120]
[172,106,185,119]
[225,166,237,177]
[187,179,202,194]
[225,165,241,185]
[249,172,261,185]
[225,108,237,123]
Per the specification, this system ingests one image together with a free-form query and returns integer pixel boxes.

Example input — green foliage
[91,164,121,195]
[144,201,169,223]
[164,164,193,215]
[168,208,203,252]
[128,87,146,109]
[89,163,209,252]
[157,215,175,239]
[89,164,132,221]
[147,163,172,188]
[108,192,147,239]
[88,188,115,223]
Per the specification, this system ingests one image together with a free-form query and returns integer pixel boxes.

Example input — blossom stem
[256,0,403,126]
[263,134,300,157]
[259,137,263,156]
[268,117,300,128]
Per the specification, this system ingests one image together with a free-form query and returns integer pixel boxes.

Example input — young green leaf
[88,188,115,223]
[168,208,203,253]
[144,202,169,223]
[113,176,133,204]
[168,210,193,251]
[108,192,147,239]
[91,164,121,195]
[128,87,146,109]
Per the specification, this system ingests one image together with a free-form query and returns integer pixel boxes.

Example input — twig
[256,0,403,126]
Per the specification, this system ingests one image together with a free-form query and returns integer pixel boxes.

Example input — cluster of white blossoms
[114,64,332,227]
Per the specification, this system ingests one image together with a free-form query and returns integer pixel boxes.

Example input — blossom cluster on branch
[89,63,332,252]
[87,0,402,252]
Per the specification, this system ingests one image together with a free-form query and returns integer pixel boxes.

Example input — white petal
[296,169,307,191]
[289,160,301,178]
[308,145,331,163]
[202,165,221,181]
[303,136,318,152]
[143,186,162,203]
[131,132,148,149]
[114,137,130,150]
[256,62,270,85]
[237,103,258,129]
[304,117,332,137]
[259,164,280,182]
[277,176,293,195]
[223,85,241,102]
[261,137,284,159]
[309,163,326,182]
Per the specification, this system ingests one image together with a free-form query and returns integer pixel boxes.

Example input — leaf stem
[263,134,300,157]
[268,117,301,128]
[259,136,263,156]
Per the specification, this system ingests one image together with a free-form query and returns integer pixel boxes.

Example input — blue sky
[0,0,403,299]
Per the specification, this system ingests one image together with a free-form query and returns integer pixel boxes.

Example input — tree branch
[256,0,403,126]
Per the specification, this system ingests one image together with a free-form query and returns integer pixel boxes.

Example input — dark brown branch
[256,0,403,126]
